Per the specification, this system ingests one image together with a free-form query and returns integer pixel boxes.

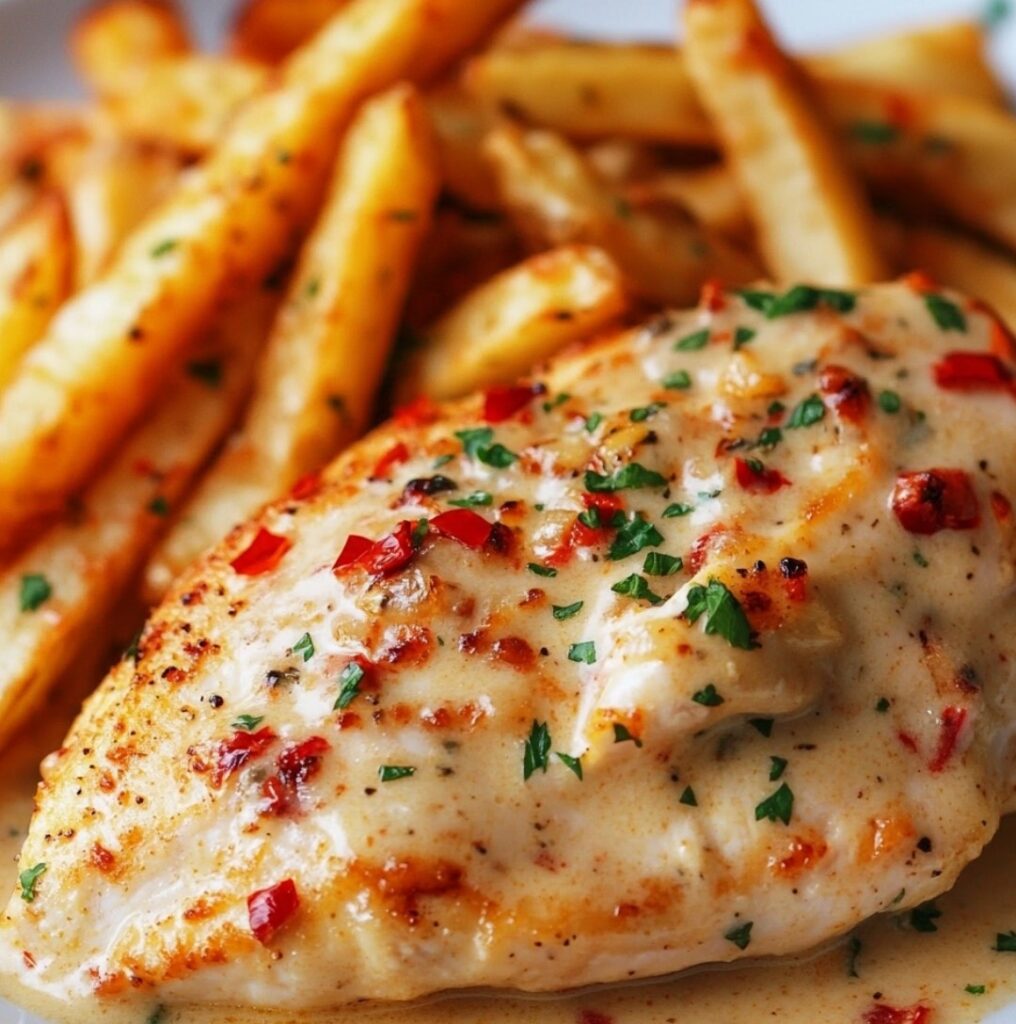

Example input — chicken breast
[3,280,1015,1012]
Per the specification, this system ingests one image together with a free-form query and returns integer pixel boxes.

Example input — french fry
[0,0,526,544]
[71,0,191,96]
[230,0,353,64]
[484,124,760,307]
[402,244,627,402]
[466,42,715,147]
[806,21,1005,106]
[0,193,72,390]
[143,84,439,600]
[683,0,888,286]
[0,288,276,750]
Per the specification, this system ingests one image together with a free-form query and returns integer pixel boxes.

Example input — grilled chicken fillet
[3,281,1016,1010]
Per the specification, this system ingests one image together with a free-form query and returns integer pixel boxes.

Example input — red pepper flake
[230,528,292,577]
[290,472,322,501]
[248,878,299,945]
[261,736,331,815]
[430,508,493,550]
[333,521,419,578]
[779,557,808,602]
[900,270,938,294]
[933,351,1013,393]
[929,706,967,773]
[819,364,871,422]
[862,1002,931,1024]
[549,493,624,565]
[333,534,371,569]
[483,384,541,423]
[991,490,1012,523]
[891,469,979,535]
[260,775,289,816]
[897,730,919,754]
[214,727,277,785]
[392,395,438,428]
[371,442,410,480]
[687,524,728,575]
[132,457,159,478]
[699,277,726,312]
[735,457,791,494]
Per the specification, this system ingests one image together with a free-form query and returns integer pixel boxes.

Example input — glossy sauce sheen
[2,282,1015,1019]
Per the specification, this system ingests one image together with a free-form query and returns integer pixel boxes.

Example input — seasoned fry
[427,83,500,212]
[0,288,275,749]
[230,0,352,64]
[403,243,627,401]
[683,0,888,286]
[0,0,526,544]
[0,193,72,390]
[143,84,439,599]
[485,124,759,307]
[71,0,190,96]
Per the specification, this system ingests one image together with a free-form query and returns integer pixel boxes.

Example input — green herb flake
[609,514,664,560]
[630,402,665,423]
[983,0,1011,30]
[585,412,604,433]
[611,573,663,605]
[749,717,774,737]
[186,358,222,388]
[692,683,724,707]
[523,720,551,780]
[909,901,942,933]
[663,370,692,390]
[912,549,929,568]
[847,936,862,978]
[433,453,454,469]
[851,120,901,145]
[378,765,415,782]
[334,662,365,710]
[725,921,753,950]
[612,723,643,747]
[679,785,697,806]
[291,632,314,662]
[543,392,570,412]
[150,238,177,258]
[757,426,783,450]
[875,697,891,713]
[733,326,756,350]
[585,463,667,492]
[965,984,986,995]
[878,390,902,414]
[787,393,826,429]
[663,502,694,518]
[449,491,493,508]
[643,551,683,576]
[231,714,264,731]
[556,752,583,780]
[19,574,51,612]
[674,328,710,351]
[18,862,46,902]
[147,1006,168,1024]
[528,562,558,578]
[738,289,774,313]
[684,578,755,650]
[552,600,584,620]
[755,782,794,825]
[925,293,967,332]
[994,930,1016,952]
[454,427,517,468]
[767,400,786,416]
[568,641,597,665]
[769,755,788,781]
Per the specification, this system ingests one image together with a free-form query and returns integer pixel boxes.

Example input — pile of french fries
[0,0,1014,748]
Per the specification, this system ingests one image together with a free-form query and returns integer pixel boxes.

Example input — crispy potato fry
[0,193,72,390]
[143,85,439,599]
[806,21,1005,106]
[0,289,275,749]
[900,224,1016,330]
[485,124,759,306]
[230,0,353,64]
[427,83,501,212]
[683,0,888,286]
[0,0,526,544]
[403,244,627,401]
[466,42,715,147]
[818,80,1016,254]
[71,0,190,96]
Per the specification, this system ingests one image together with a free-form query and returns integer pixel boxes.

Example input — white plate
[0,0,1013,1021]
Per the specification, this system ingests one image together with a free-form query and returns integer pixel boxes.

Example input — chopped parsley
[448,490,492,508]
[18,862,46,902]
[292,632,315,662]
[850,120,901,145]
[378,765,415,782]
[909,901,942,933]
[585,463,667,492]
[578,506,624,530]
[993,930,1016,951]
[875,697,891,713]
[663,502,694,518]
[733,326,756,349]
[924,293,967,332]
[19,573,51,612]
[663,370,692,390]
[679,785,697,806]
[609,514,663,560]
[612,723,642,747]
[148,495,170,516]
[543,392,570,412]
[150,238,177,258]
[965,984,986,995]
[984,0,1011,29]
[411,518,429,546]
[523,720,551,780]
[433,454,454,469]
[749,717,774,737]
[684,578,755,650]
[725,921,753,950]
[454,427,517,468]
[630,401,665,422]
[913,550,929,568]
[186,358,222,387]
[769,755,788,780]
[611,573,663,605]
[334,662,364,709]
[738,285,856,318]
[674,328,710,351]
[556,752,583,780]
[757,426,783,450]
[528,562,558,578]
[755,782,794,825]
[231,714,264,731]
[847,936,862,978]
[643,551,683,576]
[147,1006,168,1024]
[878,390,902,413]
[692,683,724,707]
[786,393,826,429]
[585,412,603,433]
[568,641,597,664]
[552,600,584,620]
